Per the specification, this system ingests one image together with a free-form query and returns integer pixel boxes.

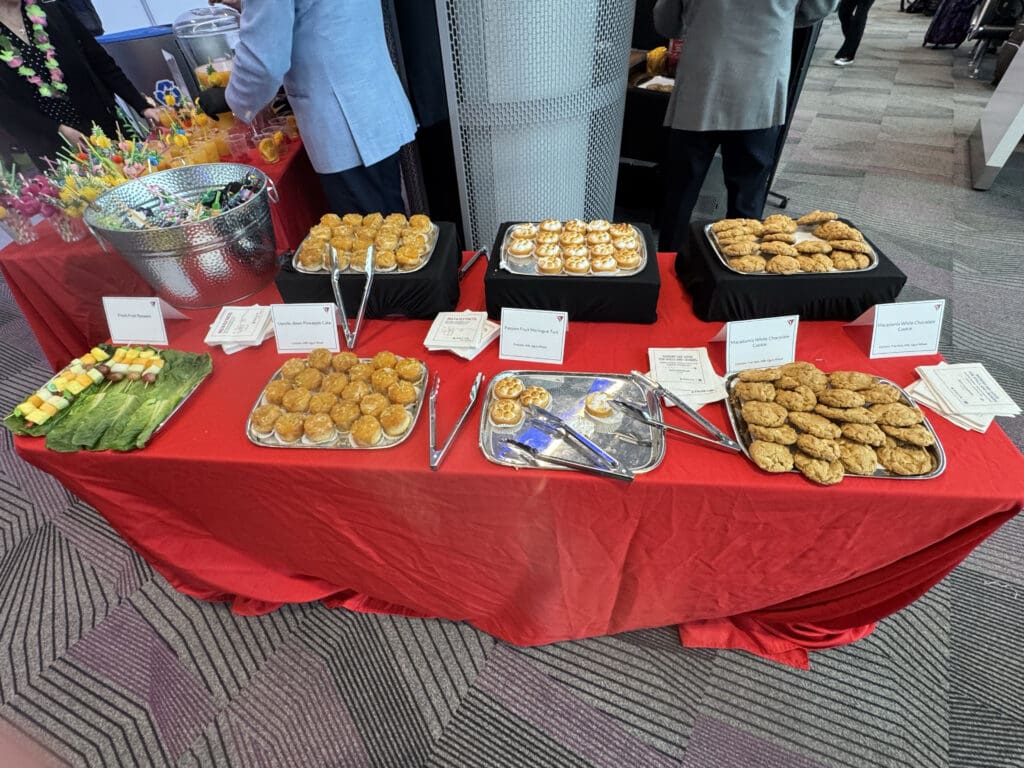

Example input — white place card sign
[715,315,799,373]
[271,303,340,354]
[102,296,172,346]
[498,308,568,365]
[849,300,945,358]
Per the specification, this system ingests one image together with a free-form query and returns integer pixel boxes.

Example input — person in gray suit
[222,0,417,214]
[653,0,837,252]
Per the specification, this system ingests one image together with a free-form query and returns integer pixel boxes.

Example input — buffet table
[14,254,1024,668]
[0,141,325,370]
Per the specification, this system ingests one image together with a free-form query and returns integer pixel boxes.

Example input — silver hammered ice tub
[84,163,280,309]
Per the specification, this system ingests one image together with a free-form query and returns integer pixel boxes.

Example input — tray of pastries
[724,361,945,485]
[705,211,878,275]
[246,348,427,449]
[478,370,666,473]
[293,212,439,275]
[499,219,648,277]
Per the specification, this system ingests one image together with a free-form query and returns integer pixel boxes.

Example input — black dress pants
[317,150,405,215]
[658,126,781,253]
[836,0,876,60]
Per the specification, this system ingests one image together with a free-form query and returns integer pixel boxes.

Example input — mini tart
[250,404,283,435]
[590,243,615,259]
[537,256,563,274]
[608,222,633,238]
[562,244,589,260]
[586,231,611,246]
[387,380,418,406]
[372,350,398,370]
[584,392,613,419]
[564,255,591,274]
[587,219,611,232]
[535,231,560,246]
[331,351,359,372]
[591,255,617,273]
[612,235,639,251]
[280,358,307,381]
[359,392,389,417]
[507,239,535,258]
[559,231,586,247]
[380,404,412,437]
[535,243,561,259]
[329,400,361,431]
[539,218,563,233]
[303,413,336,445]
[519,385,552,408]
[374,249,397,271]
[614,249,641,269]
[489,397,523,427]
[563,218,588,233]
[263,379,292,406]
[370,367,398,393]
[351,415,383,447]
[395,358,424,383]
[493,376,525,400]
[511,223,538,240]
[274,412,305,444]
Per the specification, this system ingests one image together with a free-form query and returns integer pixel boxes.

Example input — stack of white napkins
[424,310,499,361]
[906,362,1020,433]
[647,347,727,410]
[204,305,274,354]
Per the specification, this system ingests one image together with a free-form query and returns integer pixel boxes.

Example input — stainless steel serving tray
[723,373,946,480]
[499,222,648,277]
[479,371,666,473]
[705,223,879,276]
[293,222,439,275]
[246,356,427,449]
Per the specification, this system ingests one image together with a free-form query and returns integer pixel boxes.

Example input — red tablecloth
[0,141,325,371]
[14,254,1024,668]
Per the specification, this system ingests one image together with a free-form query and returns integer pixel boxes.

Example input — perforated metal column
[436,0,635,248]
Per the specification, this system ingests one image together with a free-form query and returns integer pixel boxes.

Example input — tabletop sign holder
[330,256,375,350]
[428,371,485,470]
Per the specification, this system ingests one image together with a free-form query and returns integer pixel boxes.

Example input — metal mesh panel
[437,0,635,248]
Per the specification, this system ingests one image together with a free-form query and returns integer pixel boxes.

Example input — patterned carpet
[2,7,1023,767]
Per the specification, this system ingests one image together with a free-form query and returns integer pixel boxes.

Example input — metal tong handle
[612,399,740,452]
[458,247,488,281]
[630,370,741,451]
[331,248,375,349]
[503,440,633,483]
[429,372,484,470]
[524,404,620,468]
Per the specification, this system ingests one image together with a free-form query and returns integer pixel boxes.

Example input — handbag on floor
[923,0,981,46]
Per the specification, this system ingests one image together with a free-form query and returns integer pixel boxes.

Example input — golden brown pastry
[294,367,323,392]
[539,218,563,233]
[329,400,361,431]
[559,231,586,247]
[281,387,311,413]
[609,222,634,238]
[750,440,794,473]
[308,391,338,415]
[371,367,399,393]
[303,413,336,444]
[388,380,418,406]
[274,412,305,444]
[359,392,389,417]
[376,403,411,438]
[250,404,283,435]
[321,372,350,397]
[508,239,535,258]
[374,249,398,271]
[590,243,616,259]
[494,377,525,400]
[332,224,354,238]
[564,219,588,233]
[263,379,292,406]
[375,231,399,251]
[614,249,642,269]
[584,392,614,419]
[280,358,307,381]
[396,247,422,271]
[591,255,618,273]
[351,415,383,447]
[297,239,327,270]
[536,231,560,246]
[587,219,611,232]
[489,398,523,427]
[395,358,424,383]
[511,223,538,240]
[306,348,333,372]
[519,386,552,409]
[586,231,612,246]
[331,351,359,372]
[348,362,374,382]
[564,255,590,274]
[320,213,343,227]
[537,256,563,274]
[562,245,589,261]
[385,212,408,228]
[341,213,363,226]
[341,380,370,402]
[536,244,562,260]
[371,350,397,370]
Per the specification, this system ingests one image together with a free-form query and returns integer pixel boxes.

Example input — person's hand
[141,107,163,123]
[58,124,87,148]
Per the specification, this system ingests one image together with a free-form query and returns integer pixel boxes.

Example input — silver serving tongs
[429,371,484,470]
[458,247,488,281]
[524,403,621,469]
[628,371,742,452]
[331,245,375,350]
[502,439,633,483]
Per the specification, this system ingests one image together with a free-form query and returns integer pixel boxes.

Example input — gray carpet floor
[2,7,1023,767]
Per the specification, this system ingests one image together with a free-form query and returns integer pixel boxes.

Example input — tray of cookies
[723,361,945,485]
[478,371,666,473]
[246,348,427,449]
[293,212,439,275]
[705,211,878,276]
[499,219,648,277]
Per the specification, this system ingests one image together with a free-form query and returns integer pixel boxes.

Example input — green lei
[0,3,68,99]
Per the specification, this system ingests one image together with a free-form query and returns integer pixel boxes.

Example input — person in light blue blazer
[223,0,417,214]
